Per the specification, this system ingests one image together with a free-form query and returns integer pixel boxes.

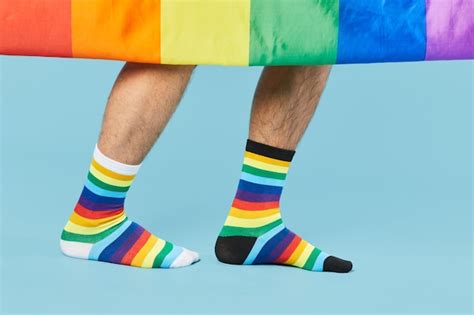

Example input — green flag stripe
[250,0,339,65]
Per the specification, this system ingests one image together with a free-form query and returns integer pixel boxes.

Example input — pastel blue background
[1,57,472,314]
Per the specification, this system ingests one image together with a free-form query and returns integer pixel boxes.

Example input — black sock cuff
[246,139,295,162]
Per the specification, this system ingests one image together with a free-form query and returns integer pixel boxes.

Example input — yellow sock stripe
[243,157,289,173]
[69,211,125,227]
[141,238,166,268]
[244,151,291,167]
[92,159,136,181]
[293,243,315,268]
[229,207,280,219]
[64,213,127,235]
[131,235,158,267]
[285,239,308,265]
[89,164,134,187]
[224,212,281,228]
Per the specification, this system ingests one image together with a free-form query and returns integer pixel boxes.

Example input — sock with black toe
[215,139,352,273]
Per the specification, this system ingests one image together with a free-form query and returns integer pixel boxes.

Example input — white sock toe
[170,248,200,268]
[189,249,200,262]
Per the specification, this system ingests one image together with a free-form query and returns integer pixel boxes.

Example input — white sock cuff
[93,144,141,176]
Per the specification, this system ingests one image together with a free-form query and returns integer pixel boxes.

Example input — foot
[61,216,199,268]
[215,139,352,272]
[60,145,199,268]
[215,222,352,272]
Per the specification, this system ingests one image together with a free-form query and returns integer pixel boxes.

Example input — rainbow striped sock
[60,145,199,268]
[215,139,352,272]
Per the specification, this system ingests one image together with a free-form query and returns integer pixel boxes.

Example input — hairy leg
[99,63,195,164]
[60,63,200,269]
[249,66,331,150]
[216,66,352,272]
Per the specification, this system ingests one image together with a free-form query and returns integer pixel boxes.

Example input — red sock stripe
[121,230,151,265]
[74,203,124,219]
[275,235,301,263]
[232,199,280,211]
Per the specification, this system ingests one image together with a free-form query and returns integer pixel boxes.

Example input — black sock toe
[323,256,353,273]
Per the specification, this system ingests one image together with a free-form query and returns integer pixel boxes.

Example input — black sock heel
[215,236,256,265]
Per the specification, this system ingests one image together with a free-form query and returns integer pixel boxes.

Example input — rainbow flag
[1,0,472,65]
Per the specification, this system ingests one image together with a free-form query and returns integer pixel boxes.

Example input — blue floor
[1,58,472,314]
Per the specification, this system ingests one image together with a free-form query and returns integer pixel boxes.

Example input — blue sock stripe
[312,251,329,271]
[85,179,127,198]
[243,223,285,265]
[81,186,125,206]
[160,246,184,268]
[240,172,285,187]
[238,179,283,195]
[253,228,291,264]
[98,222,140,262]
[88,220,132,260]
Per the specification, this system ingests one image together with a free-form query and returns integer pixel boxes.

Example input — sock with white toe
[60,145,199,268]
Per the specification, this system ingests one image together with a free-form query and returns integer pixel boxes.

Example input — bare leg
[98,62,195,164]
[216,66,352,273]
[249,66,331,150]
[60,63,200,269]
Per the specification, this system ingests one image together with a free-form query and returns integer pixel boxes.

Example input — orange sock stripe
[275,235,301,263]
[91,158,136,181]
[232,199,280,210]
[69,211,125,227]
[74,203,124,219]
[121,231,152,265]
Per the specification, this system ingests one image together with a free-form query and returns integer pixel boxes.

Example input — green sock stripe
[153,242,174,268]
[242,164,287,180]
[60,219,128,243]
[219,219,283,238]
[87,172,130,192]
[303,248,321,270]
